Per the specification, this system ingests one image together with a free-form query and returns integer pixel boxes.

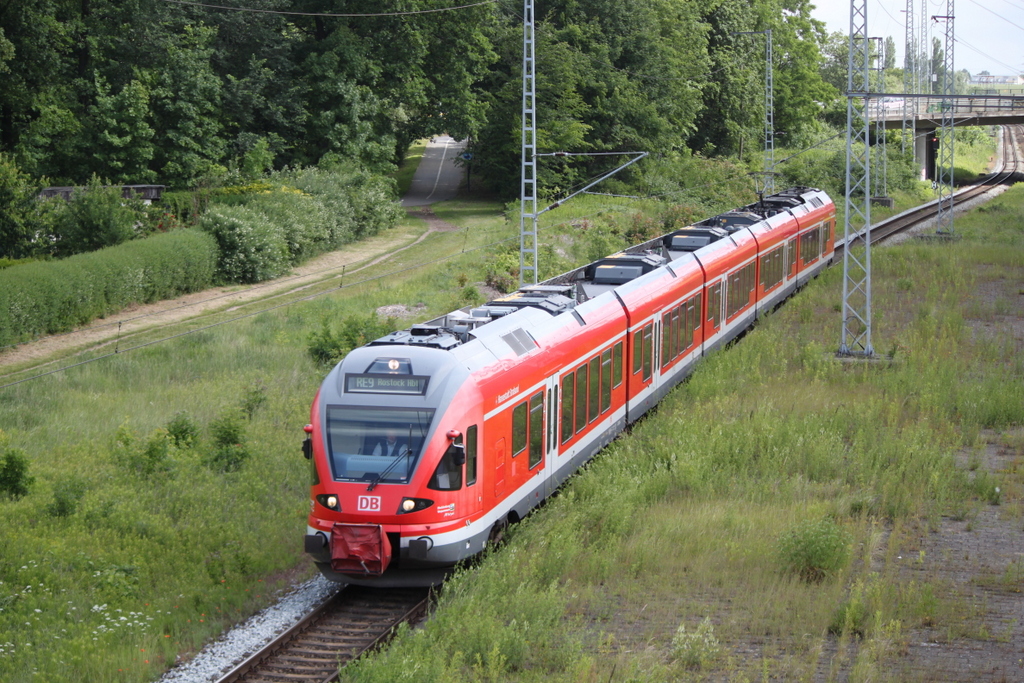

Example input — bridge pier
[915,128,931,181]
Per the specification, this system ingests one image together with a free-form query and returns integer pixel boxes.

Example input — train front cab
[304,345,492,587]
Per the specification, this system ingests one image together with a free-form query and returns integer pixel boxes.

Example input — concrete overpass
[868,93,1024,180]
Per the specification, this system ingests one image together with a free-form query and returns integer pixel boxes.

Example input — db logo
[357,496,381,512]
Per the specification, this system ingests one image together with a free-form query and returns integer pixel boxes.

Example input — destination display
[344,373,429,395]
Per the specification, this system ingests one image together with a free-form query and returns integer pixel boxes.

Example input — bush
[776,517,852,583]
[671,617,721,669]
[207,410,251,472]
[166,411,200,448]
[0,447,34,500]
[200,203,289,283]
[49,176,147,257]
[241,189,332,263]
[0,229,218,346]
[307,314,398,366]
[46,478,86,517]
[0,153,40,260]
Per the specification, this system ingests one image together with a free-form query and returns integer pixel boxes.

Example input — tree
[0,153,40,259]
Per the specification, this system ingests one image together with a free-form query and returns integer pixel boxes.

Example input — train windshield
[325,406,435,484]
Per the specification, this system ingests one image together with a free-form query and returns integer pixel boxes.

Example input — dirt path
[0,206,463,375]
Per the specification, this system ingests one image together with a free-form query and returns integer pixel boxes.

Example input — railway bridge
[872,94,1024,180]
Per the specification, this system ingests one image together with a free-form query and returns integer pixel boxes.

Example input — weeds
[671,616,721,669]
[776,518,852,582]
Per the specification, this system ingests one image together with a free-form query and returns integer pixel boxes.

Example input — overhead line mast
[840,0,874,357]
[518,0,647,287]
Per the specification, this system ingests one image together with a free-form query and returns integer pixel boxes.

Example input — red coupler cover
[331,523,392,575]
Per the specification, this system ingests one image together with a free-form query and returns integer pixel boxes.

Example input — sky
[808,0,1024,77]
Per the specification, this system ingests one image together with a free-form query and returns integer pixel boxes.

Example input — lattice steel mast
[934,3,955,235]
[519,0,538,285]
[840,0,874,356]
[902,0,916,155]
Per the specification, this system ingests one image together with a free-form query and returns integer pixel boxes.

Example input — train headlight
[397,498,433,514]
[315,494,340,511]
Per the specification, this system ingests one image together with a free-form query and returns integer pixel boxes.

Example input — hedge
[0,229,218,347]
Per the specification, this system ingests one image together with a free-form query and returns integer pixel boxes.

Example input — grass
[0,200,516,682]
[340,187,1024,682]
[1,178,1021,681]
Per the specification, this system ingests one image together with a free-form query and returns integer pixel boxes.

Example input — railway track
[837,124,1022,253]
[215,586,430,683]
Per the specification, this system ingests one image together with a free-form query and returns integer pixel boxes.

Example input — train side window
[660,312,671,368]
[693,293,702,331]
[428,435,464,491]
[587,357,600,422]
[642,323,653,381]
[575,365,588,432]
[466,425,477,485]
[671,306,681,358]
[528,391,544,468]
[612,341,623,387]
[560,373,574,443]
[632,329,642,374]
[707,283,721,327]
[787,239,796,273]
[601,349,612,413]
[512,401,527,456]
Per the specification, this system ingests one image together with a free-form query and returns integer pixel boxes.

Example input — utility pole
[933,3,955,235]
[840,0,874,357]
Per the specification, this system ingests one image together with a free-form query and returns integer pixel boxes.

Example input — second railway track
[839,124,1023,253]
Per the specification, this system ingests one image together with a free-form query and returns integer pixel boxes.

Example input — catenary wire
[161,0,496,17]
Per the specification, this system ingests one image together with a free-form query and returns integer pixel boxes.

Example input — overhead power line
[161,0,496,17]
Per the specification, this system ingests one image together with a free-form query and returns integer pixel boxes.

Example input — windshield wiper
[367,424,412,491]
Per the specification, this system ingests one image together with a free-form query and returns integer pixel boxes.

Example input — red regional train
[303,186,836,586]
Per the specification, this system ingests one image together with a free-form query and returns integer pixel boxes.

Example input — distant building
[39,185,165,204]
[969,74,1024,85]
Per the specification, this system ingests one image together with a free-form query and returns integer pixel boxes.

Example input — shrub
[0,447,33,500]
[242,189,332,263]
[207,410,251,472]
[776,517,852,583]
[115,428,174,478]
[166,411,200,448]
[49,176,147,257]
[671,617,721,669]
[0,229,218,346]
[240,379,268,419]
[0,153,40,260]
[46,478,86,517]
[307,314,398,366]
[200,203,289,283]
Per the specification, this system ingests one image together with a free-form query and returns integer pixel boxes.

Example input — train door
[543,375,558,496]
[493,437,506,498]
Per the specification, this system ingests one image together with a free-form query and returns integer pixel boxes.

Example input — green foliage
[46,477,86,518]
[307,314,398,367]
[49,176,147,257]
[776,518,852,583]
[0,229,218,346]
[0,153,41,260]
[671,617,721,669]
[207,411,251,472]
[240,379,268,420]
[166,412,200,449]
[200,203,289,284]
[0,446,33,500]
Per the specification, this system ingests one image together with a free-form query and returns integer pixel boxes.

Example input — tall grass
[342,188,1024,681]
[0,206,512,682]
